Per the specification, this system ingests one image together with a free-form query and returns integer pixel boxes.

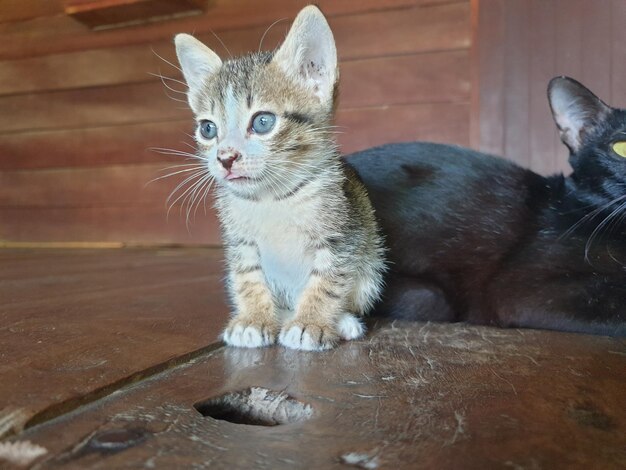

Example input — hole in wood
[193,387,313,426]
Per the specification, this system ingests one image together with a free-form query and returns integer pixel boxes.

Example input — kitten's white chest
[228,196,317,306]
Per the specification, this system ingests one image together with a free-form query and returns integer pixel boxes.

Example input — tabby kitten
[174,6,385,350]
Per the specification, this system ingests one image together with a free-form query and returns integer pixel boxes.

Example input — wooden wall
[0,0,471,246]
[472,0,626,175]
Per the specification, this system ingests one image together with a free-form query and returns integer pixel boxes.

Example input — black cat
[347,77,626,336]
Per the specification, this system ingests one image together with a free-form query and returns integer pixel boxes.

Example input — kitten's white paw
[278,322,338,351]
[222,319,276,348]
[337,314,366,340]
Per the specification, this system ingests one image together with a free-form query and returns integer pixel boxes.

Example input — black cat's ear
[548,77,611,152]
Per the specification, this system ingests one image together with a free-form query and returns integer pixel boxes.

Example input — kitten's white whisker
[149,147,207,160]
[166,170,206,206]
[180,140,196,150]
[145,166,204,186]
[186,173,213,220]
[209,29,232,58]
[258,18,287,53]
[153,72,188,96]
[147,71,188,87]
[151,47,182,73]
[167,172,207,219]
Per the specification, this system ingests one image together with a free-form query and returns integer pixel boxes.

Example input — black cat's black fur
[346,77,626,336]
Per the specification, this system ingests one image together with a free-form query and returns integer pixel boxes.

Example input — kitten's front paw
[222,317,278,348]
[278,321,339,351]
[337,313,366,340]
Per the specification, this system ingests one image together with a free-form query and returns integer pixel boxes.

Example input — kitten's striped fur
[175,6,385,350]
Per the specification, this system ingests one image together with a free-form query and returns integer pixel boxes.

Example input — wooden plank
[554,0,583,83]
[0,4,470,96]
[9,320,625,468]
[63,0,206,30]
[0,0,466,60]
[0,164,184,207]
[0,120,192,171]
[611,0,626,106]
[339,51,470,109]
[0,205,221,245]
[0,248,229,436]
[580,0,612,101]
[0,0,63,24]
[502,0,530,168]
[0,82,188,134]
[339,103,469,153]
[528,0,559,176]
[475,0,505,156]
[1,248,223,307]
[0,50,469,140]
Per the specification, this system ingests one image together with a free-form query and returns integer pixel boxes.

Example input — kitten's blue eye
[251,112,276,134]
[199,120,217,140]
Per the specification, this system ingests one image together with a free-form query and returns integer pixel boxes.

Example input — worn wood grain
[8,319,625,468]
[0,206,221,245]
[0,0,63,24]
[0,0,466,60]
[0,5,470,96]
[0,120,190,171]
[63,0,206,29]
[0,248,229,437]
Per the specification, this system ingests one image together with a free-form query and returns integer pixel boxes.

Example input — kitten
[174,6,386,350]
[348,77,625,336]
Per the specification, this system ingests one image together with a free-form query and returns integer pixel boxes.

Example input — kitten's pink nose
[217,150,241,170]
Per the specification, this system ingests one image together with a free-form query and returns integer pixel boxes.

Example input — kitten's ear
[548,76,611,152]
[273,6,337,104]
[174,33,222,93]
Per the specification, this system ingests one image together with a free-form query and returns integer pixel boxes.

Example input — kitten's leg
[337,267,386,340]
[222,242,278,348]
[279,248,349,351]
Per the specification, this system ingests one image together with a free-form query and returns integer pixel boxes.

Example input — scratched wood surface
[4,320,624,469]
[0,248,229,438]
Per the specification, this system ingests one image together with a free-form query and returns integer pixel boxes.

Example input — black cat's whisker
[584,199,626,261]
[560,195,626,239]
[258,18,287,53]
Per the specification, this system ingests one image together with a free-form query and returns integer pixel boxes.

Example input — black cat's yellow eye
[612,141,626,157]
[199,120,217,140]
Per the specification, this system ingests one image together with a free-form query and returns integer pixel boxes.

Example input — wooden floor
[0,249,624,469]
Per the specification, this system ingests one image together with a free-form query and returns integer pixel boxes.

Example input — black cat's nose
[217,151,241,170]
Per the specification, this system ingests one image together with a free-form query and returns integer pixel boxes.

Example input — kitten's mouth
[225,173,250,181]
